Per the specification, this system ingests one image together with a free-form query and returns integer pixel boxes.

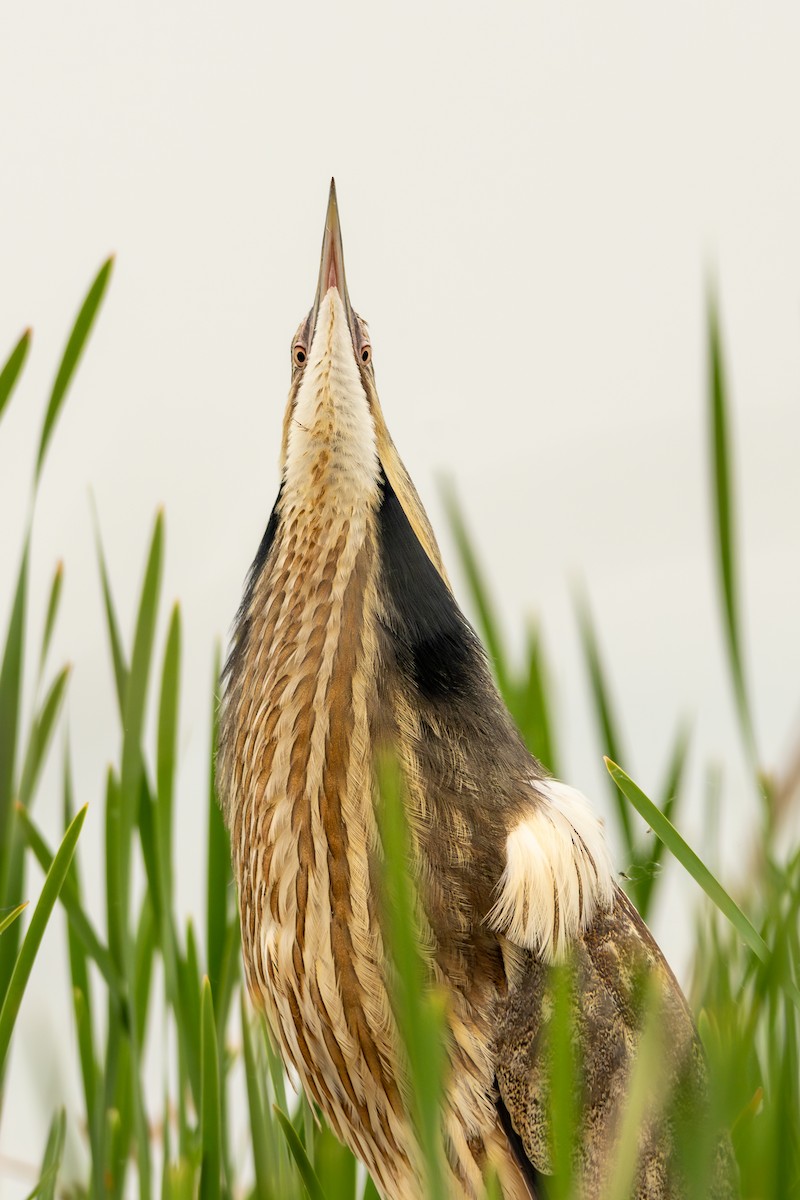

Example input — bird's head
[279,179,446,576]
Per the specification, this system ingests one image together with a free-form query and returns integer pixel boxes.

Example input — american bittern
[219,182,734,1199]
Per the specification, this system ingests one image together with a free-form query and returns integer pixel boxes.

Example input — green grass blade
[134,892,156,1048]
[200,977,223,1200]
[440,480,510,696]
[157,604,181,914]
[16,801,125,1000]
[377,757,447,1200]
[707,294,758,767]
[37,561,64,685]
[274,1106,327,1200]
[547,962,578,1199]
[0,803,87,1082]
[0,539,29,862]
[0,328,32,426]
[0,903,28,936]
[26,1107,67,1200]
[575,588,634,859]
[119,510,164,919]
[241,994,277,1200]
[605,758,800,1009]
[633,721,691,920]
[92,508,129,715]
[35,257,114,484]
[105,766,125,976]
[517,623,559,775]
[17,663,71,808]
[177,919,203,1106]
[603,982,668,1200]
[207,645,229,1013]
[313,1123,357,1198]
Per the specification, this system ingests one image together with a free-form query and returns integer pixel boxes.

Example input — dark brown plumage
[218,181,736,1199]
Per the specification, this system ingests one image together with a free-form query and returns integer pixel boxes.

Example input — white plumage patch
[487,779,616,963]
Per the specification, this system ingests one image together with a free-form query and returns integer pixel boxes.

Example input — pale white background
[1,2,800,1191]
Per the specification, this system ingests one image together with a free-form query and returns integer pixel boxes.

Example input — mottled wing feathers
[495,887,736,1199]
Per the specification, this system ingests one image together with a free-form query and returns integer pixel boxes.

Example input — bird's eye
[360,346,371,365]
[293,345,307,367]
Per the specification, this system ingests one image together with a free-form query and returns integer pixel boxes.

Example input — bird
[218,181,735,1199]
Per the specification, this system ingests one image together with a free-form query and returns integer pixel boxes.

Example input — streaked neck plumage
[283,288,380,515]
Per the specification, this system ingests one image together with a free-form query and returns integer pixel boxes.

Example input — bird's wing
[494,886,736,1199]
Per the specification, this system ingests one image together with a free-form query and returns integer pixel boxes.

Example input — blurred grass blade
[37,561,64,684]
[177,919,203,1107]
[200,977,223,1200]
[518,623,559,774]
[0,903,28,937]
[441,480,510,695]
[92,506,129,714]
[35,257,114,484]
[274,1106,327,1200]
[603,983,668,1200]
[313,1123,357,1197]
[707,295,758,767]
[0,328,32,426]
[0,803,87,1082]
[16,802,125,1000]
[241,995,273,1200]
[605,758,800,1008]
[547,962,577,1199]
[377,756,447,1200]
[157,604,181,910]
[633,721,691,921]
[119,510,164,914]
[575,588,634,859]
[0,539,29,853]
[26,1107,67,1200]
[207,644,229,1011]
[17,663,71,808]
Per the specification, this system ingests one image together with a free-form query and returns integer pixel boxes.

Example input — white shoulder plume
[487,779,616,963]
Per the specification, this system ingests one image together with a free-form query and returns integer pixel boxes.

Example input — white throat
[284,288,379,509]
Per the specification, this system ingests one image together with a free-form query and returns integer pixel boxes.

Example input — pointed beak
[314,179,353,319]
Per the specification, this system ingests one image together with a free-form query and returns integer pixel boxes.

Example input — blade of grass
[517,623,559,775]
[0,903,28,936]
[16,801,125,1000]
[17,663,71,808]
[0,803,87,1082]
[92,505,129,715]
[377,756,447,1200]
[440,480,510,696]
[241,994,274,1200]
[157,604,181,915]
[0,328,31,426]
[35,257,114,483]
[0,539,29,871]
[633,721,691,920]
[37,561,64,686]
[200,977,223,1200]
[274,1106,327,1200]
[177,919,203,1107]
[206,645,229,1014]
[26,1107,67,1200]
[707,294,758,768]
[119,510,164,921]
[575,588,634,859]
[605,758,800,1009]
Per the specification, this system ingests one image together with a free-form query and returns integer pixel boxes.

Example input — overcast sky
[2,2,800,1187]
